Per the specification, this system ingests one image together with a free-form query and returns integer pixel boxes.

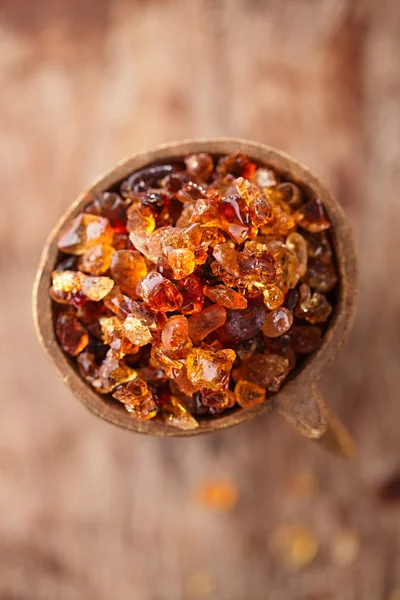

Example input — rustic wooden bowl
[33,139,358,455]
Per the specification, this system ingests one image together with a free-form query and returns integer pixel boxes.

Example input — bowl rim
[33,138,359,437]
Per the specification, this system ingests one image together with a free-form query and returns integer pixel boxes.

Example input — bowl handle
[275,383,356,458]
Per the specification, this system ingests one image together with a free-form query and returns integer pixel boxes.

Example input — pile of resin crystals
[50,151,337,430]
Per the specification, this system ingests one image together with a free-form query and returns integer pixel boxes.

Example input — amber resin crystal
[47,149,342,433]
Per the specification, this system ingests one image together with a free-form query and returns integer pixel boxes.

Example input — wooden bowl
[33,139,359,454]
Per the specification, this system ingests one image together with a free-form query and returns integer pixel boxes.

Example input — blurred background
[1,0,399,598]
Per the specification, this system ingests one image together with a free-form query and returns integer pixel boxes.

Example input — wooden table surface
[1,0,399,598]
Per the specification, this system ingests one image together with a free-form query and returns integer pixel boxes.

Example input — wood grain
[0,0,399,598]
